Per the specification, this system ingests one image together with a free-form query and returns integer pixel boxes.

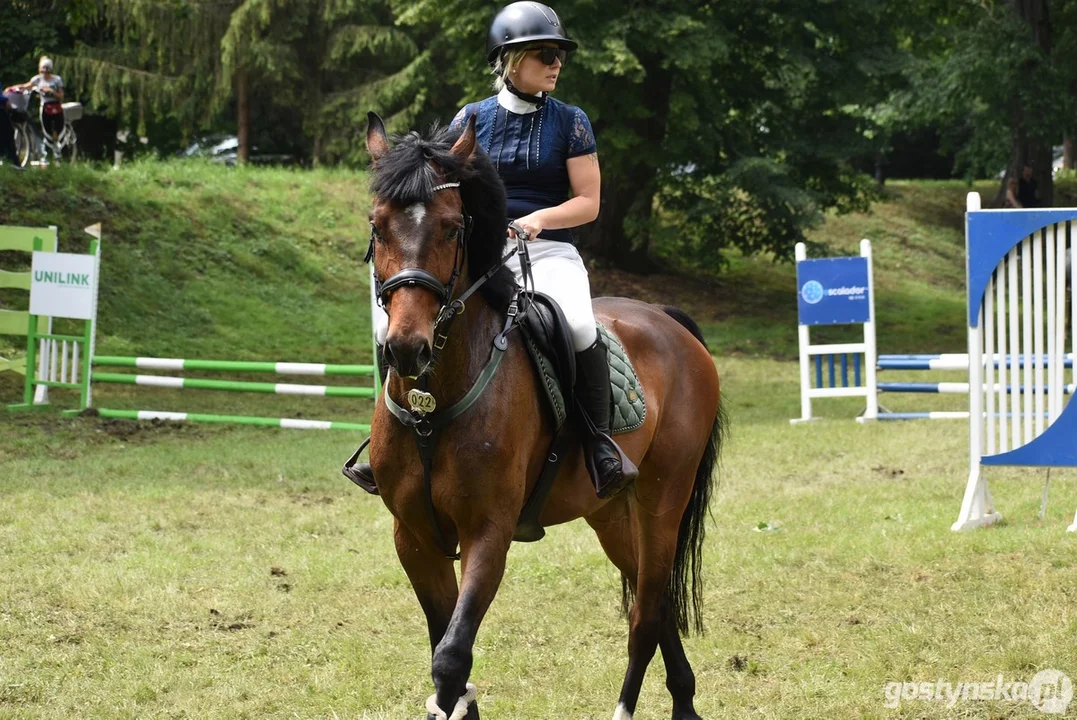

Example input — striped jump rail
[879,411,1054,421]
[879,382,1076,395]
[93,408,370,432]
[92,373,375,398]
[878,353,1074,371]
[93,356,376,376]
[70,355,378,432]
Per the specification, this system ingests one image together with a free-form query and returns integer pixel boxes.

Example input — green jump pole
[92,357,376,376]
[93,408,370,432]
[92,372,375,398]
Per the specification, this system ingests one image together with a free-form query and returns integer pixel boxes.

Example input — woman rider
[351,1,637,499]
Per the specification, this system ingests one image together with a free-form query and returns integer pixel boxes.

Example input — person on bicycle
[353,1,638,500]
[5,57,65,141]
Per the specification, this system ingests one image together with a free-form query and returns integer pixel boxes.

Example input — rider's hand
[508,212,546,241]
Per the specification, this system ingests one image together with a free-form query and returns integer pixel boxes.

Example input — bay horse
[360,112,724,720]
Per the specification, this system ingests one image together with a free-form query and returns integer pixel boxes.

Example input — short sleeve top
[450,95,596,243]
[30,74,63,101]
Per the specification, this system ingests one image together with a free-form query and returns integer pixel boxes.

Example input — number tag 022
[406,389,437,416]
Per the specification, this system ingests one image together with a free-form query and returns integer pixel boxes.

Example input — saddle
[518,292,646,434]
[518,292,576,426]
[509,292,647,543]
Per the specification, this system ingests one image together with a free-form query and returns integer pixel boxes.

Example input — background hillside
[5,163,1045,373]
[4,162,1045,423]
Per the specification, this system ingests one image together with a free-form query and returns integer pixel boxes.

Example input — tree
[895,0,1077,206]
[395,0,901,272]
[65,0,422,164]
[218,0,424,166]
[62,0,234,140]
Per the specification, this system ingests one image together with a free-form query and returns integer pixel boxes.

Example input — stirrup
[591,436,639,499]
[341,437,379,495]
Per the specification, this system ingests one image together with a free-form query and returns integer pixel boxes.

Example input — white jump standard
[954,194,1077,532]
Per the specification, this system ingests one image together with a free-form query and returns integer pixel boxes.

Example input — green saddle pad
[524,323,647,434]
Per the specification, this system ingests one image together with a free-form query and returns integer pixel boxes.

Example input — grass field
[1,164,1076,718]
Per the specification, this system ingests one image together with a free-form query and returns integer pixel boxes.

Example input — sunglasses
[530,47,567,66]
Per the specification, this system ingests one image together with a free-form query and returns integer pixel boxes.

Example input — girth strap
[513,426,571,542]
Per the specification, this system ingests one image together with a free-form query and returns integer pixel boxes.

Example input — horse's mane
[370,124,516,313]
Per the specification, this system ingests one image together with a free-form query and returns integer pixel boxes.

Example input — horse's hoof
[425,698,479,720]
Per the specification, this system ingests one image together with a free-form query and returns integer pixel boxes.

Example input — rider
[353,1,639,499]
[5,57,65,142]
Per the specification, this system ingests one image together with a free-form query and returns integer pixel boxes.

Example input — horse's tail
[662,305,725,636]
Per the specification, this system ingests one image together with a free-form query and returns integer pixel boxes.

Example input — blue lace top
[450,94,597,243]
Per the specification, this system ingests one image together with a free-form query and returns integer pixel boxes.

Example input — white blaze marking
[612,703,633,720]
[408,203,426,226]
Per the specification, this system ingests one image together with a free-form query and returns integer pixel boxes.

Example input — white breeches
[372,239,598,352]
[505,239,598,351]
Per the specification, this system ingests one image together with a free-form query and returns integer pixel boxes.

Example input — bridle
[352,178,537,559]
[366,182,474,349]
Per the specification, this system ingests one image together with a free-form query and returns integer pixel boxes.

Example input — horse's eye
[446,227,460,242]
[370,223,383,241]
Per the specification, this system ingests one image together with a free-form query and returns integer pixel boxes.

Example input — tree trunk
[1066,80,1077,170]
[312,132,323,169]
[586,59,673,272]
[590,167,653,272]
[994,0,1054,206]
[237,69,250,165]
[874,151,887,186]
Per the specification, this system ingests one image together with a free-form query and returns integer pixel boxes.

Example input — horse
[360,111,725,720]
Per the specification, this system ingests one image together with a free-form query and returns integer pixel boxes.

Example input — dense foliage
[3,0,1077,270]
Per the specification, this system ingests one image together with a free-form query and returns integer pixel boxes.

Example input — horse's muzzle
[385,335,433,379]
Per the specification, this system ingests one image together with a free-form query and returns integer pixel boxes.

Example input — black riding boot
[575,337,639,498]
[342,344,389,494]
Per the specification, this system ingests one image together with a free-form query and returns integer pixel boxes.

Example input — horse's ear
[366,112,390,162]
[449,114,477,161]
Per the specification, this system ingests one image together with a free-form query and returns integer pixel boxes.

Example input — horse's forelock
[370,125,467,206]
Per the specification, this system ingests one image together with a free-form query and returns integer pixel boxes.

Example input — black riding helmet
[486,1,578,67]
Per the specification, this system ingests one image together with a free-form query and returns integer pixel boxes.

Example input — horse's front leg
[427,521,514,720]
[393,519,459,671]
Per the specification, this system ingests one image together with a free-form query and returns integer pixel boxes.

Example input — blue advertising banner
[796,256,871,326]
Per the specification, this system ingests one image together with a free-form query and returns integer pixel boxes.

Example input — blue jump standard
[814,353,861,389]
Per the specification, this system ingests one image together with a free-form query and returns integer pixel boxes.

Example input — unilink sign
[29,251,98,320]
[796,256,871,326]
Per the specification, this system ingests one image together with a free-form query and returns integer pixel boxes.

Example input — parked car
[178,134,295,166]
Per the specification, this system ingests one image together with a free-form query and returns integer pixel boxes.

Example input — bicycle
[5,88,79,166]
